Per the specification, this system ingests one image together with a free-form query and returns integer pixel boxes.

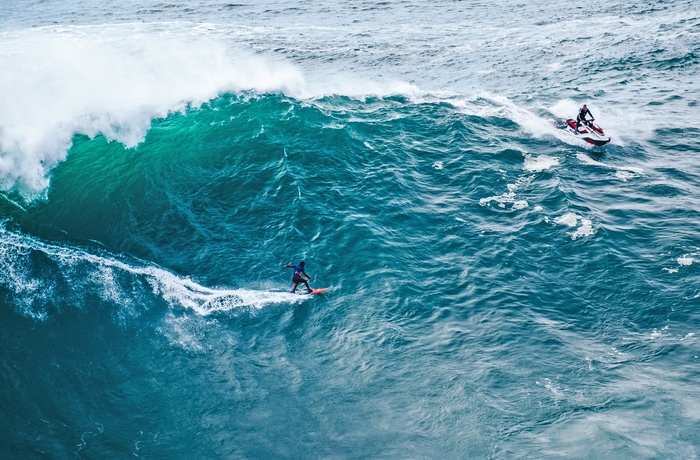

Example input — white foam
[675,249,700,268]
[553,212,579,227]
[474,93,561,139]
[554,212,594,240]
[677,257,695,266]
[512,200,529,210]
[571,218,594,240]
[305,74,421,100]
[480,182,529,211]
[450,95,622,149]
[0,25,306,197]
[549,99,585,122]
[650,326,670,339]
[0,225,301,319]
[524,154,559,172]
[548,98,674,146]
[0,24,433,198]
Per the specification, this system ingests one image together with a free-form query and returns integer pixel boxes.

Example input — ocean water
[1,1,699,458]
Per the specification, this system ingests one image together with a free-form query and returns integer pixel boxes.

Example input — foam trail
[0,225,302,319]
[449,93,586,146]
[548,99,662,146]
[451,95,658,148]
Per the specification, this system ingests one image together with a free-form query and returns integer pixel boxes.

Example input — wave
[0,24,306,197]
[0,22,694,207]
[0,24,426,199]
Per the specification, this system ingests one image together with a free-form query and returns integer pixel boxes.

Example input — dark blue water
[1,1,699,458]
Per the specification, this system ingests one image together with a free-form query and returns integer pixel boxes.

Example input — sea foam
[0,224,302,319]
[0,25,305,197]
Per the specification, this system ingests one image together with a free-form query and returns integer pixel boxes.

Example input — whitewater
[1,1,699,458]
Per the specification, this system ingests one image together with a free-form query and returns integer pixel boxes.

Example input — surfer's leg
[292,275,304,293]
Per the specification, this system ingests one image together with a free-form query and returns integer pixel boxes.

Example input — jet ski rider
[575,104,595,132]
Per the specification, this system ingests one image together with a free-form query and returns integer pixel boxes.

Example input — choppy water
[1,1,699,458]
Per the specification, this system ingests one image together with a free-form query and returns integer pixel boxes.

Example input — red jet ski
[555,118,611,146]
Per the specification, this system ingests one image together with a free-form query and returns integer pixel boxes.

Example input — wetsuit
[576,107,594,128]
[288,263,312,293]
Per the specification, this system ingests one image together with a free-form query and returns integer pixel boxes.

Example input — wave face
[1,1,699,458]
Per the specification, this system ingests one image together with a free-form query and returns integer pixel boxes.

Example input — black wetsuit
[576,107,594,127]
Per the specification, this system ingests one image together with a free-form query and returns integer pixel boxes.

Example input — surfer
[285,261,313,293]
[575,104,595,132]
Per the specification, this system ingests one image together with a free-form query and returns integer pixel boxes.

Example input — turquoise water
[1,1,699,458]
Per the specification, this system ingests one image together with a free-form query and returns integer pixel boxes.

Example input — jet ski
[554,118,611,146]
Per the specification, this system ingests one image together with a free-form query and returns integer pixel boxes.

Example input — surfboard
[291,288,328,295]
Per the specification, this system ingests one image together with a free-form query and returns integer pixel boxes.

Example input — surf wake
[0,225,300,320]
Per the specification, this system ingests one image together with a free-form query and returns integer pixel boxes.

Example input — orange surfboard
[309,288,328,295]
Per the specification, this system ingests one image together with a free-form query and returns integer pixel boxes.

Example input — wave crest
[0,25,306,197]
